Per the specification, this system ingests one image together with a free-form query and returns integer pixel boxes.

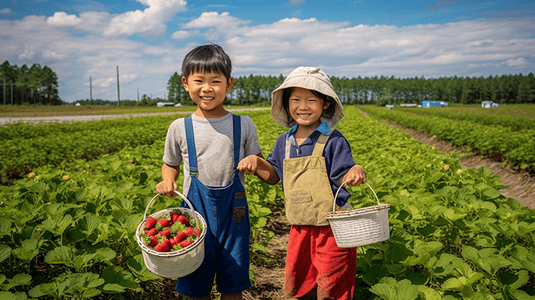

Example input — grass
[0,104,265,118]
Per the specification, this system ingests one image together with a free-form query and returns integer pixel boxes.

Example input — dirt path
[366,111,535,208]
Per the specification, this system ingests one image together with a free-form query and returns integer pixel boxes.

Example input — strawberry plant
[1,108,534,299]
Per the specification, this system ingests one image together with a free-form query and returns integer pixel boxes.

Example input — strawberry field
[359,105,535,174]
[1,108,534,299]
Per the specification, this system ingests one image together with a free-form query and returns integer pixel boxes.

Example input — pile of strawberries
[139,209,202,253]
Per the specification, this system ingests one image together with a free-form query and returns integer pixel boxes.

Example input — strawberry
[145,216,157,229]
[164,239,172,247]
[155,218,170,231]
[148,228,157,236]
[155,241,170,252]
[148,235,158,248]
[179,240,194,248]
[158,228,171,238]
[144,229,149,234]
[186,226,194,237]
[175,231,187,242]
[193,229,201,236]
[176,215,189,225]
[169,238,179,247]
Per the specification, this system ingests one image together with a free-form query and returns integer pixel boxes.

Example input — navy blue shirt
[266,121,356,206]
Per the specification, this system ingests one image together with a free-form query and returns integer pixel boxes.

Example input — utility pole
[116,66,120,106]
[137,88,139,101]
[90,75,93,102]
[11,82,13,105]
[3,78,5,105]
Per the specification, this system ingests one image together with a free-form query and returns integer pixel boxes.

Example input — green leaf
[0,292,17,300]
[417,286,442,300]
[483,188,501,199]
[370,277,419,300]
[28,283,57,298]
[101,266,140,292]
[1,274,32,290]
[0,219,12,237]
[0,244,12,263]
[45,246,74,265]
[432,253,464,278]
[101,283,125,293]
[11,239,39,262]
[126,255,160,282]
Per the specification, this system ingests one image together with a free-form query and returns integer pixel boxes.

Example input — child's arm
[237,154,280,185]
[156,163,180,198]
[341,165,367,187]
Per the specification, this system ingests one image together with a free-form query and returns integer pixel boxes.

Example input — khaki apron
[283,132,334,226]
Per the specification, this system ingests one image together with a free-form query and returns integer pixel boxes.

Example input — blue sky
[1,0,534,102]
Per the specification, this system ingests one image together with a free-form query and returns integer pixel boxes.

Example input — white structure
[482,101,499,108]
[156,102,176,107]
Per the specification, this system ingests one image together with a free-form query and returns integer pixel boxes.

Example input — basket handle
[332,182,381,212]
[143,191,199,227]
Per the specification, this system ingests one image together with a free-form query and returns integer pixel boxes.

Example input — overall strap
[285,136,292,159]
[311,129,334,157]
[232,114,241,170]
[184,116,199,177]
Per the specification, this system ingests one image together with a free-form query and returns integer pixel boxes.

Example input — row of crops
[359,105,535,172]
[1,108,534,299]
[0,115,184,184]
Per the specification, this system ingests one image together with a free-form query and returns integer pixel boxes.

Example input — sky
[1,0,534,103]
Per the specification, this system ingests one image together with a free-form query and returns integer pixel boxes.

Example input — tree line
[0,61,61,105]
[167,72,535,106]
[2,58,534,106]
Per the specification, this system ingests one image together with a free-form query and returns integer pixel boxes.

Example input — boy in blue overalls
[156,44,263,300]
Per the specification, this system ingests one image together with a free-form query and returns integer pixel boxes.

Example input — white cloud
[183,11,250,30]
[1,6,533,102]
[503,57,527,68]
[171,30,191,40]
[47,12,82,27]
[104,0,187,36]
[1,8,13,14]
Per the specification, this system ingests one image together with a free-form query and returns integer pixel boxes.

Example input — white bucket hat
[271,66,344,128]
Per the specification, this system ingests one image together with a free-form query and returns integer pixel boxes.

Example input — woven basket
[325,183,390,248]
[136,191,207,278]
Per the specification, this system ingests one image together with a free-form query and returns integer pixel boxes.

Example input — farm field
[0,104,265,118]
[0,108,534,299]
[358,105,535,174]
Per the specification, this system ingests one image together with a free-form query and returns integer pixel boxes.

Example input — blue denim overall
[175,114,251,297]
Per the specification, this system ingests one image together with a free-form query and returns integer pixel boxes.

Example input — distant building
[422,101,448,108]
[481,101,499,108]
[156,102,176,107]
[385,105,395,110]
[400,104,418,107]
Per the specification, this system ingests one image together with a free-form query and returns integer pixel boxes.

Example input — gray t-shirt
[163,112,262,194]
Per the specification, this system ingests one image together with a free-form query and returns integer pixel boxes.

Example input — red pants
[285,225,357,300]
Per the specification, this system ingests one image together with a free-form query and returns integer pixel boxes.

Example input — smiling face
[182,71,234,118]
[288,87,330,132]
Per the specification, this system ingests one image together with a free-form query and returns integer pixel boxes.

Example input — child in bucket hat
[238,66,367,299]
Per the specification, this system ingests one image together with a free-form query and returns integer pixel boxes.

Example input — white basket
[135,191,207,278]
[325,183,390,248]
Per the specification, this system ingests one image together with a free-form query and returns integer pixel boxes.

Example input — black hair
[181,44,232,81]
[282,87,336,125]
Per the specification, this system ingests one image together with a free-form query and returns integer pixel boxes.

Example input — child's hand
[342,165,366,187]
[156,179,178,198]
[237,155,260,175]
